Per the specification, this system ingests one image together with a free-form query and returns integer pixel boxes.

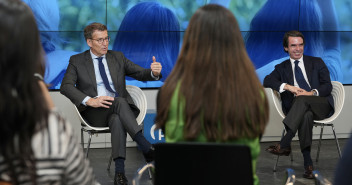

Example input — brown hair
[83,22,107,40]
[283,30,305,53]
[155,4,269,141]
[0,0,50,183]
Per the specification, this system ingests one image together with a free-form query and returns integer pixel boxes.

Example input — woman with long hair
[155,4,269,185]
[0,0,98,184]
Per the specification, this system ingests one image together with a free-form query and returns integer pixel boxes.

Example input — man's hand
[284,84,305,96]
[86,96,114,108]
[296,90,315,96]
[151,56,162,77]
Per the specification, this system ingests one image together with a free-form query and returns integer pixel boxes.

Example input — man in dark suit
[264,30,334,179]
[60,22,162,185]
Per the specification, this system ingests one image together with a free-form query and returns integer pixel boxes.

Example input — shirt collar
[89,49,106,60]
[289,56,303,65]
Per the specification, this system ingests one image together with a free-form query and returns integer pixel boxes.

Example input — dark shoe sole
[269,150,291,156]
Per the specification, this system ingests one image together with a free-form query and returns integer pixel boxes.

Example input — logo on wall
[150,124,164,141]
[144,113,165,144]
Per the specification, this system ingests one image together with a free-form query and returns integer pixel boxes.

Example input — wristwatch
[312,89,318,96]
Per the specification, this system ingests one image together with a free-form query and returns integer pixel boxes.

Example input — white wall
[50,86,352,148]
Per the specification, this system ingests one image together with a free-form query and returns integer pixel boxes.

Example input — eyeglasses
[90,36,110,44]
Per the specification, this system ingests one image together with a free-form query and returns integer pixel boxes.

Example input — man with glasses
[60,22,162,185]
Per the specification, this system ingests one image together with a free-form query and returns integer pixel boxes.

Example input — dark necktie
[97,57,119,97]
[294,60,311,91]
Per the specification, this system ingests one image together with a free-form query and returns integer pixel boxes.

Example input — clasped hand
[286,85,314,96]
[87,96,114,108]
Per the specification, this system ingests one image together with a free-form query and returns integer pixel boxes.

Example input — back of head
[156,4,268,141]
[113,2,180,80]
[0,0,48,182]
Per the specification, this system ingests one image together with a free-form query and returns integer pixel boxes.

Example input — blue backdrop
[23,0,352,89]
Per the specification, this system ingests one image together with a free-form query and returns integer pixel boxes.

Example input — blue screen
[24,0,352,89]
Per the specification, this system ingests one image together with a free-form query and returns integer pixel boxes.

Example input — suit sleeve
[120,53,162,81]
[314,58,332,97]
[60,56,88,106]
[263,64,285,92]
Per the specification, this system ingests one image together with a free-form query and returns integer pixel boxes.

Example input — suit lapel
[303,55,313,84]
[284,59,294,85]
[84,51,97,92]
[106,52,119,93]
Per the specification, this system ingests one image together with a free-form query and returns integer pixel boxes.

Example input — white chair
[313,170,332,185]
[76,85,147,171]
[285,168,296,185]
[271,81,344,172]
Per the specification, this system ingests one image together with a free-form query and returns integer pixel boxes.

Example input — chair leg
[331,124,342,158]
[274,155,280,172]
[107,150,113,171]
[316,125,324,162]
[86,132,92,158]
[273,127,288,172]
[147,163,152,179]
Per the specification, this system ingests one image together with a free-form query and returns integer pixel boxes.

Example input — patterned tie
[97,57,119,97]
[294,60,311,91]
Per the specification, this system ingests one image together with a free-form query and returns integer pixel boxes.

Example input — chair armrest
[132,163,155,185]
[313,170,332,185]
[285,168,296,185]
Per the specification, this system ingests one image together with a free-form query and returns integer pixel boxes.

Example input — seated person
[264,30,334,179]
[155,4,269,185]
[0,0,98,184]
[334,133,352,185]
[245,0,341,83]
[60,22,162,185]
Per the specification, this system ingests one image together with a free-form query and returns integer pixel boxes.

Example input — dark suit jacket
[263,55,334,115]
[60,50,161,113]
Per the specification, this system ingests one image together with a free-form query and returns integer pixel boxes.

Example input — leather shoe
[265,143,291,156]
[143,146,155,163]
[267,143,278,150]
[303,165,314,179]
[114,173,129,185]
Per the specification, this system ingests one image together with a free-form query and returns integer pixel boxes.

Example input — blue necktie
[294,60,311,91]
[97,57,119,97]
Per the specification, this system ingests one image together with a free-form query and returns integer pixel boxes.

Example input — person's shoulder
[47,110,73,136]
[69,50,90,63]
[70,50,89,59]
[107,50,124,56]
[304,55,323,62]
[304,55,326,67]
[274,58,290,68]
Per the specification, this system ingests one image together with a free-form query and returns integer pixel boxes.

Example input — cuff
[82,96,91,106]
[312,89,319,96]
[279,83,287,93]
[151,71,159,80]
